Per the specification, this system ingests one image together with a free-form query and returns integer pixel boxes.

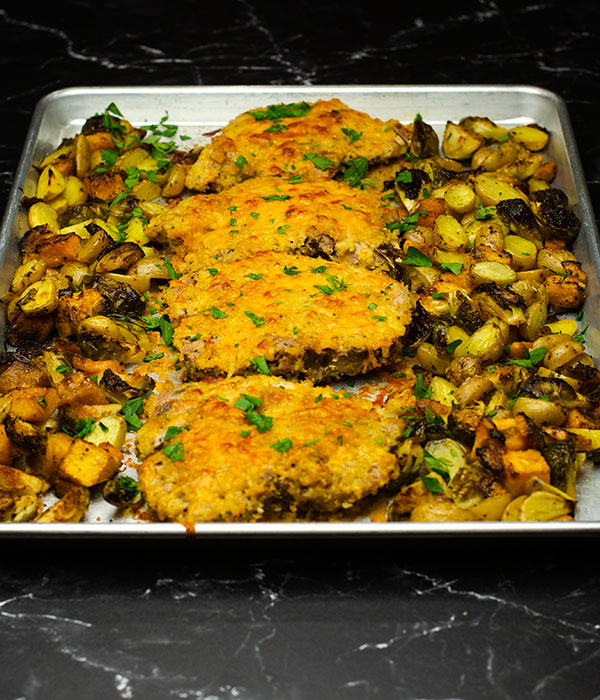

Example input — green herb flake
[395,170,413,183]
[249,101,312,122]
[475,204,493,220]
[143,352,165,362]
[164,256,183,280]
[250,355,271,375]
[302,153,334,170]
[421,475,445,493]
[341,127,362,143]
[440,261,464,275]
[245,310,265,327]
[414,374,432,399]
[262,194,291,202]
[162,441,184,461]
[342,156,369,188]
[164,425,185,441]
[401,246,433,268]
[123,396,147,431]
[445,339,463,354]
[271,437,293,453]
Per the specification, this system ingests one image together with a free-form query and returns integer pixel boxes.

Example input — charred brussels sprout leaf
[531,188,580,244]
[87,274,146,317]
[410,119,440,159]
[495,198,542,247]
[99,368,155,405]
[403,301,432,349]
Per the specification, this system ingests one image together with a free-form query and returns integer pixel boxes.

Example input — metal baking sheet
[1,85,599,537]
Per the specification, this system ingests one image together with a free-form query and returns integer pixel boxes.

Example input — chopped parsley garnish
[164,425,185,441]
[271,437,293,453]
[342,156,369,188]
[310,265,327,274]
[208,268,218,276]
[143,352,165,362]
[250,355,271,375]
[421,475,445,493]
[163,441,184,461]
[283,265,301,276]
[247,272,263,280]
[341,127,362,143]
[414,374,432,399]
[142,314,174,346]
[245,310,265,327]
[62,417,96,439]
[423,450,452,482]
[37,396,47,407]
[475,204,493,220]
[440,261,464,275]
[262,194,291,202]
[302,153,334,170]
[445,339,463,354]
[507,347,548,368]
[164,256,182,280]
[55,364,70,374]
[395,170,413,183]
[235,155,248,168]
[118,476,139,500]
[401,246,433,267]
[573,324,589,344]
[264,123,288,133]
[249,101,312,121]
[208,306,227,319]
[314,273,347,295]
[235,393,273,433]
[123,396,146,431]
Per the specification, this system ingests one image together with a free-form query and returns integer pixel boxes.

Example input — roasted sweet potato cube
[20,227,82,267]
[85,132,115,152]
[500,449,551,496]
[83,171,125,201]
[56,371,108,407]
[0,357,50,393]
[35,486,90,523]
[29,431,73,482]
[56,289,107,338]
[57,438,121,487]
[8,386,59,423]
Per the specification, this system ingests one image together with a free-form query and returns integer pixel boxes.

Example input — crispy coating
[136,375,408,522]
[185,98,405,192]
[145,177,402,273]
[165,251,414,383]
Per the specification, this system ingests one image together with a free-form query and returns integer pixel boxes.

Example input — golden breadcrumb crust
[136,375,410,522]
[185,98,404,192]
[165,250,414,382]
[145,176,402,272]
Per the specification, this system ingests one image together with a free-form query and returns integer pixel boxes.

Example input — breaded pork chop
[165,251,414,383]
[136,375,408,523]
[145,177,402,273]
[185,98,405,192]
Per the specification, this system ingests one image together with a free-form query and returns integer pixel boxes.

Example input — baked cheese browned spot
[145,177,402,273]
[136,375,409,523]
[185,98,405,192]
[165,251,414,383]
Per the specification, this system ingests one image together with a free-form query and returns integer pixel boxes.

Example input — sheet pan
[1,84,599,537]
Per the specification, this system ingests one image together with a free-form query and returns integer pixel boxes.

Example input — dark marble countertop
[1,1,599,698]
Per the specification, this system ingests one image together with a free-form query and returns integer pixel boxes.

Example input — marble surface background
[0,1,599,698]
